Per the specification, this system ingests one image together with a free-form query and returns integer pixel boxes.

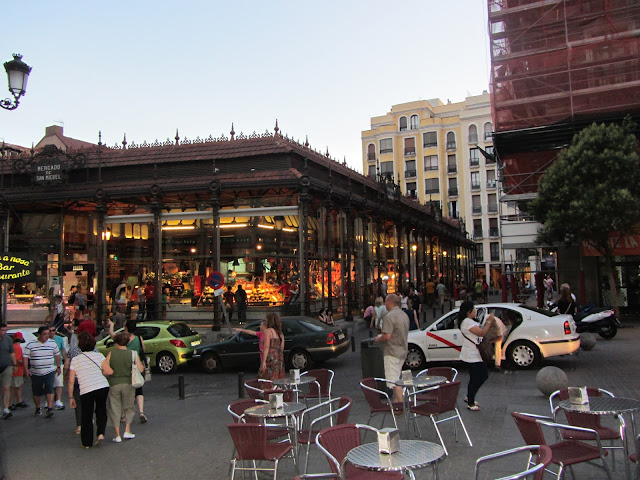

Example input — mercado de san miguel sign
[34,158,64,185]
[0,254,35,282]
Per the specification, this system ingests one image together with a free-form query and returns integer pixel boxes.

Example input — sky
[1,0,491,172]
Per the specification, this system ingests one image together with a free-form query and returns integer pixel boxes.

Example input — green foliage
[531,119,640,255]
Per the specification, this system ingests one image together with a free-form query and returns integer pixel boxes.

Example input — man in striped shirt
[24,326,61,418]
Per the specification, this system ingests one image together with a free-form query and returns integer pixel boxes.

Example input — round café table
[272,375,318,403]
[391,375,447,434]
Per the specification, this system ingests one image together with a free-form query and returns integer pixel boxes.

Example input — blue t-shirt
[53,335,65,358]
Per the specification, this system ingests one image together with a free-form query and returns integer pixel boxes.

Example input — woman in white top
[67,332,113,448]
[373,296,387,332]
[458,300,495,411]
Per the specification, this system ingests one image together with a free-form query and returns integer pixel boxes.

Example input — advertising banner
[0,254,35,283]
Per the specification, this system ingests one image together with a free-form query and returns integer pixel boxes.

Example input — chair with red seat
[474,445,552,480]
[415,367,458,403]
[315,424,405,479]
[245,378,273,399]
[511,411,613,479]
[360,377,404,430]
[409,380,472,455]
[300,369,334,405]
[228,423,293,480]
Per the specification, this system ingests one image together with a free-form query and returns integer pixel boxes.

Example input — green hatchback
[96,321,202,374]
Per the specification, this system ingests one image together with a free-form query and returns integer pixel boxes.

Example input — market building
[0,124,475,325]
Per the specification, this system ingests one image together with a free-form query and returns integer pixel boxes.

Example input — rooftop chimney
[45,125,63,137]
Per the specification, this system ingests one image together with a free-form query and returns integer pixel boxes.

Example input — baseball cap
[13,332,24,342]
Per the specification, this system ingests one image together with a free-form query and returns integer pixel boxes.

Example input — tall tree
[531,119,640,317]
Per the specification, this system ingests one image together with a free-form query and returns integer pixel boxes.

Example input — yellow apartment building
[362,93,504,288]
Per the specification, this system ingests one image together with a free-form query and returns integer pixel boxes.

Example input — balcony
[471,182,481,191]
[484,132,493,141]
[486,180,497,189]
[406,191,417,199]
[404,148,416,156]
[448,188,458,196]
[423,142,437,148]
[404,169,416,178]
[470,158,480,168]
[468,134,478,143]
[485,156,496,165]
[425,189,440,195]
[473,230,483,239]
[489,228,499,237]
[472,205,482,215]
[446,141,456,150]
[488,204,499,213]
[367,153,376,161]
[380,148,393,154]
[447,165,457,174]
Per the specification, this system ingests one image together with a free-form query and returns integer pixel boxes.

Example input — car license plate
[337,333,344,341]
[191,340,201,347]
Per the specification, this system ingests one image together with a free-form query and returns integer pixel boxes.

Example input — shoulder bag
[461,331,493,364]
[137,336,151,382]
[131,350,145,389]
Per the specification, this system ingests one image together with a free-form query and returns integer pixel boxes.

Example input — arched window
[484,122,493,140]
[410,115,419,130]
[446,131,456,149]
[399,116,408,131]
[468,124,478,143]
[367,143,376,161]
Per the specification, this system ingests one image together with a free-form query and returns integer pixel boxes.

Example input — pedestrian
[373,296,387,332]
[425,278,436,308]
[404,298,419,331]
[318,308,335,326]
[74,286,87,310]
[0,323,17,419]
[223,286,235,320]
[136,284,146,320]
[482,279,489,303]
[24,326,62,418]
[67,332,113,448]
[161,288,169,320]
[552,284,577,315]
[436,280,447,308]
[400,292,408,310]
[258,313,285,381]
[235,284,247,324]
[408,286,421,319]
[106,331,144,442]
[374,294,408,404]
[144,281,156,320]
[53,295,65,332]
[487,314,508,371]
[48,326,67,410]
[457,301,495,411]
[64,338,85,434]
[474,279,483,302]
[9,332,27,411]
[363,303,375,329]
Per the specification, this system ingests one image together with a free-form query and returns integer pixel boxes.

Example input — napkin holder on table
[269,393,284,409]
[401,370,413,384]
[568,386,589,405]
[377,428,400,454]
[292,369,301,382]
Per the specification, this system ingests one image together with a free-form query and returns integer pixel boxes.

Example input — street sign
[207,271,225,290]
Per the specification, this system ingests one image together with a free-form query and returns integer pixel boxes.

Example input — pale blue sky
[2,0,491,171]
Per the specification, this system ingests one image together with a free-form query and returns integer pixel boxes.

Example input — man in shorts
[24,326,61,418]
[374,294,409,403]
[0,323,17,419]
[48,326,67,410]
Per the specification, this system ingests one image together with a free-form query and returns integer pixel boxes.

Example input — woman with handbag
[106,331,144,443]
[458,300,495,411]
[67,332,113,448]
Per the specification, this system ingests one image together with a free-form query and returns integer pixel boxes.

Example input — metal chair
[315,424,406,479]
[409,380,472,455]
[298,396,352,473]
[227,398,291,441]
[263,388,296,402]
[301,369,334,405]
[245,378,273,399]
[228,423,293,480]
[360,377,404,430]
[474,445,552,480]
[512,412,613,479]
[415,367,458,403]
[629,434,639,479]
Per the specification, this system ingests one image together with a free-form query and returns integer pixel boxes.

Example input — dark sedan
[193,316,350,373]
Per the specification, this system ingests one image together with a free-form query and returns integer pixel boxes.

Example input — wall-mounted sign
[35,158,64,185]
[0,254,35,283]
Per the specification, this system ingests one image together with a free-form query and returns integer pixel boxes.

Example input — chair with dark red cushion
[359,377,404,430]
[300,369,334,405]
[474,445,552,480]
[244,378,273,399]
[228,423,293,480]
[415,367,458,403]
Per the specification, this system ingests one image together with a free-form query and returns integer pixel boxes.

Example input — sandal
[463,397,478,406]
[75,426,82,435]
[467,404,481,411]
[94,437,104,446]
[140,413,147,424]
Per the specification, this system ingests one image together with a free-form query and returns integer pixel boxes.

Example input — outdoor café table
[558,396,640,480]
[346,440,446,479]
[272,375,318,403]
[244,401,307,471]
[391,375,447,434]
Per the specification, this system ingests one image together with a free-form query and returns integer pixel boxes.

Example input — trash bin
[360,338,385,379]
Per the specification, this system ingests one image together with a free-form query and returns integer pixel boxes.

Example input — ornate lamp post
[1,54,32,110]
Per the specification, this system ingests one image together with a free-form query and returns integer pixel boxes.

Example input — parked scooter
[547,301,619,339]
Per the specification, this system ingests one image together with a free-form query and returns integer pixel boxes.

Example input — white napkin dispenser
[401,370,413,384]
[292,369,301,381]
[377,427,400,454]
[269,393,284,409]
[568,386,589,405]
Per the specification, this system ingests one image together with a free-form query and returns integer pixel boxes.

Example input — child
[9,332,27,409]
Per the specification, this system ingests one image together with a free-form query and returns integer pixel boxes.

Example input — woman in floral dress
[258,313,285,380]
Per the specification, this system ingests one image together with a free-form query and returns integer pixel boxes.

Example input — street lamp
[2,54,32,111]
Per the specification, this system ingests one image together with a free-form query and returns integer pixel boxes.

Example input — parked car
[193,316,350,373]
[96,321,202,373]
[405,303,580,369]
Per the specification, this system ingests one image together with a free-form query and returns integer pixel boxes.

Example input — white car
[405,303,580,369]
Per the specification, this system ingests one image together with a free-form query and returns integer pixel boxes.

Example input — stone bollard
[536,366,568,397]
[580,332,597,350]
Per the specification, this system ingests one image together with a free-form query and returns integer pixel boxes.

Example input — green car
[96,321,202,374]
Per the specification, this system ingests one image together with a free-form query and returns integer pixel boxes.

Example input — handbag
[144,358,152,382]
[131,351,145,389]
[461,332,493,363]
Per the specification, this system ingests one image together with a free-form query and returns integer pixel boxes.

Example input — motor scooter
[547,301,619,339]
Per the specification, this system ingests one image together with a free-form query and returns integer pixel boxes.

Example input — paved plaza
[1,314,639,480]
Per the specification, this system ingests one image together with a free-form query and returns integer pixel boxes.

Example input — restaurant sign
[35,158,64,185]
[582,233,640,256]
[0,254,35,283]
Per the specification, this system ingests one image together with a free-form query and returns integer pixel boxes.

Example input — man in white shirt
[24,326,61,418]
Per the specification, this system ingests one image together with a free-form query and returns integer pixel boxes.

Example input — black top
[555,299,577,315]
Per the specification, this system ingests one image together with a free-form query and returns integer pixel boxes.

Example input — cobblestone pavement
[1,312,638,480]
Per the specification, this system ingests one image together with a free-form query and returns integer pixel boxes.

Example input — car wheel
[507,341,539,369]
[404,344,426,370]
[289,349,312,370]
[599,323,617,339]
[156,351,177,373]
[201,352,221,373]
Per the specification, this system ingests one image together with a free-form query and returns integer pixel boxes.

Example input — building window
[485,145,496,164]
[406,181,417,198]
[368,164,376,179]
[473,219,483,239]
[447,154,457,173]
[489,218,499,237]
[486,170,496,188]
[380,138,393,154]
[410,115,419,130]
[424,155,438,171]
[488,193,498,213]
[477,244,484,262]
[367,143,376,161]
[448,178,458,196]
[484,122,493,140]
[380,161,394,179]
[472,195,482,214]
[448,200,458,218]
[470,148,480,167]
[468,124,478,143]
[446,131,456,149]
[404,137,416,156]
[425,178,440,194]
[405,160,416,178]
[423,132,437,148]
[399,116,408,131]
[490,242,500,261]
[471,171,481,190]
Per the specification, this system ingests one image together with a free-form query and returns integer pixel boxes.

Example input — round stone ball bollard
[536,366,568,397]
[580,332,597,350]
